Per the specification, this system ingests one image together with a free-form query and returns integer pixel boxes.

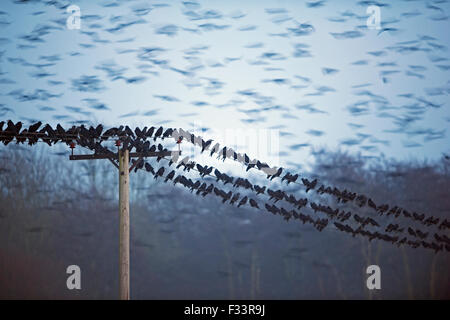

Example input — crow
[135,127,144,139]
[28,121,42,132]
[281,172,291,183]
[184,162,195,172]
[280,208,292,221]
[237,196,248,208]
[191,180,201,192]
[102,127,117,140]
[144,162,155,175]
[210,143,220,157]
[256,161,269,170]
[287,174,298,184]
[214,168,222,181]
[125,126,135,138]
[408,227,416,237]
[95,124,103,138]
[162,128,173,139]
[377,204,389,215]
[413,212,424,222]
[269,167,282,181]
[133,158,144,172]
[265,203,277,215]
[301,178,317,192]
[202,184,214,197]
[249,199,259,209]
[402,209,411,218]
[354,214,364,225]
[164,170,175,182]
[146,126,155,138]
[230,193,240,205]
[196,164,211,177]
[154,126,163,141]
[201,139,212,153]
[296,198,308,209]
[173,175,181,186]
[397,237,407,247]
[416,230,428,239]
[254,185,266,195]
[340,211,351,222]
[141,140,150,152]
[196,183,207,195]
[222,191,232,203]
[367,218,379,227]
[219,147,227,161]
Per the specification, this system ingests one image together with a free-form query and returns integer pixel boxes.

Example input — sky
[0,0,449,170]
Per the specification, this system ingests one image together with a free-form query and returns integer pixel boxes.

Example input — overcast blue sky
[0,0,449,169]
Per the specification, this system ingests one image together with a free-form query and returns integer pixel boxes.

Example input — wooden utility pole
[70,146,180,300]
[118,148,130,300]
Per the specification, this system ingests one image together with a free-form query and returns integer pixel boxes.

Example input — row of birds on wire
[1,120,449,253]
[1,119,449,234]
[136,160,450,253]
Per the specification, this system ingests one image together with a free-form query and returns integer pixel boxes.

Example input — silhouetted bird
[408,227,416,237]
[154,126,163,141]
[249,199,259,209]
[254,185,266,195]
[164,170,175,182]
[201,139,212,153]
[301,178,317,192]
[146,126,155,138]
[367,198,377,210]
[144,162,155,175]
[125,126,134,138]
[162,128,173,139]
[269,167,282,181]
[230,193,240,205]
[237,196,248,208]
[29,121,42,132]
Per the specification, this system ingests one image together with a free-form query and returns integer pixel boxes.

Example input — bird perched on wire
[230,192,240,205]
[162,128,173,140]
[254,185,266,195]
[196,164,212,177]
[154,126,163,141]
[28,121,42,133]
[154,167,165,179]
[301,178,317,192]
[145,162,155,175]
[268,167,282,181]
[201,139,213,153]
[249,198,259,209]
[164,170,175,182]
[282,172,299,184]
[237,196,248,208]
[210,143,220,157]
[218,147,227,161]
[265,203,278,215]
[125,125,135,138]
[145,126,155,138]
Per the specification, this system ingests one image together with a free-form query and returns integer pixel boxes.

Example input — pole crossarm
[69,151,180,161]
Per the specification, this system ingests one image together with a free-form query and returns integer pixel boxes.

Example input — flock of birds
[0,0,449,160]
[1,120,449,253]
